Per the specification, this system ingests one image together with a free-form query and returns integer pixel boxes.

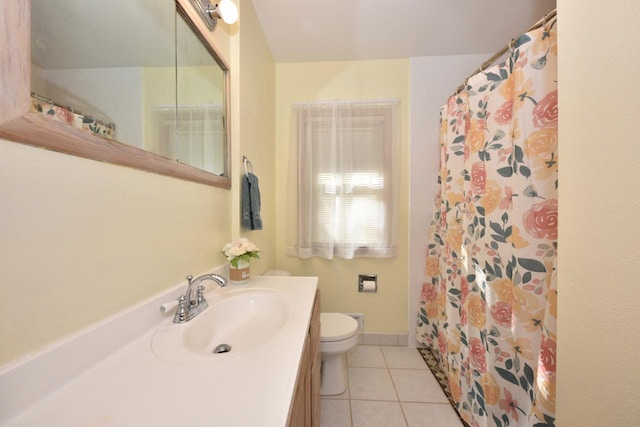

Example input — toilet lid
[320,313,359,342]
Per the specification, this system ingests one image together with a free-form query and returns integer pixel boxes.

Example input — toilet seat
[320,313,358,342]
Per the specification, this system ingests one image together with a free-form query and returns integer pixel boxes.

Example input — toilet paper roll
[361,280,376,292]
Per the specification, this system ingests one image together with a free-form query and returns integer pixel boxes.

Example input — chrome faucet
[173,273,228,323]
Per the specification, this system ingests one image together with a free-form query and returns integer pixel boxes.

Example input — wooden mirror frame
[0,0,231,189]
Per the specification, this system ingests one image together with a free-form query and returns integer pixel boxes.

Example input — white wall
[408,54,490,346]
[31,64,47,95]
[557,0,640,424]
[43,67,144,146]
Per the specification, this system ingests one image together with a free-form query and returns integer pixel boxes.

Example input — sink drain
[213,343,232,354]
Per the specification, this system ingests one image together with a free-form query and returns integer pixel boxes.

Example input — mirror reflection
[30,0,228,176]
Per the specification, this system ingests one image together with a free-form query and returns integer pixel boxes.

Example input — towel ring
[243,156,254,177]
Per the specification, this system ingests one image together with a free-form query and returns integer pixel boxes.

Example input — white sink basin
[151,288,294,364]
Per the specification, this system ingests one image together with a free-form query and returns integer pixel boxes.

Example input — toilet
[319,312,359,395]
[263,270,360,396]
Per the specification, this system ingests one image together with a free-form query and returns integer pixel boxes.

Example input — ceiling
[251,0,557,63]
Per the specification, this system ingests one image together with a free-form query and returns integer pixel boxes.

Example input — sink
[151,288,294,364]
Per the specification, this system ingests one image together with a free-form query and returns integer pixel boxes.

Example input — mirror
[0,0,230,188]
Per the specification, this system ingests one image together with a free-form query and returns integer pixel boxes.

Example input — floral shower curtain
[416,17,557,427]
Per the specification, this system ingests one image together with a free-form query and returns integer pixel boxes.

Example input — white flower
[221,238,261,267]
[229,246,244,256]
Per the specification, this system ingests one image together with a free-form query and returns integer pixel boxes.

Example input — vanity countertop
[0,275,318,427]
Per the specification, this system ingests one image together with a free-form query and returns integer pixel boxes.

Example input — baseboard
[358,332,409,346]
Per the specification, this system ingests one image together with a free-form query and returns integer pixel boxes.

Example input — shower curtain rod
[453,8,557,96]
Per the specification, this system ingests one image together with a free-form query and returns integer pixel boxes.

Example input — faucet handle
[159,299,179,313]
[174,295,189,323]
[186,275,194,285]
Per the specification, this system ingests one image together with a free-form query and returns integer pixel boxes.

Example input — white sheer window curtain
[152,104,225,174]
[290,99,399,260]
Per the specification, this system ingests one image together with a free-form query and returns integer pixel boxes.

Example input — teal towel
[242,172,263,230]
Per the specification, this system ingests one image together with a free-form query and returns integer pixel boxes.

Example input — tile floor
[320,345,464,427]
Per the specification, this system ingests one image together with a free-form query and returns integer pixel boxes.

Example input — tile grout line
[346,351,353,427]
[331,345,466,427]
[381,345,410,427]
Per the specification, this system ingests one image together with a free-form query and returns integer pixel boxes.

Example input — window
[152,104,225,174]
[291,99,399,260]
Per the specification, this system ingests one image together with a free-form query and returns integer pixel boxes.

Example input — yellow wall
[274,60,410,334]
[234,0,276,273]
[557,0,640,424]
[7,0,640,421]
[0,0,275,366]
[0,140,232,365]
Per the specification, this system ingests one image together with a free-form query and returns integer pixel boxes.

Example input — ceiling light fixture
[210,0,239,24]
[188,0,238,31]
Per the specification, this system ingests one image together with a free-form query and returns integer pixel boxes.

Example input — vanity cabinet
[288,290,320,427]
[310,290,321,427]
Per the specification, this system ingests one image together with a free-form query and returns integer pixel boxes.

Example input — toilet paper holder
[358,274,378,293]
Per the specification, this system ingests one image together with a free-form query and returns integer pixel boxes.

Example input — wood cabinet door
[288,337,310,427]
[310,291,321,427]
[288,290,321,427]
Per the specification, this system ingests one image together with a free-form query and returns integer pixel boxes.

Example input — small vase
[229,260,250,285]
